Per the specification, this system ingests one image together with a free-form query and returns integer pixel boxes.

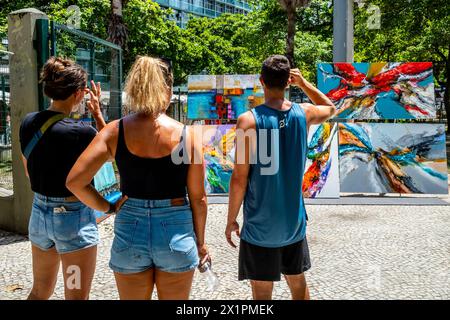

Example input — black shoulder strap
[23,113,66,160]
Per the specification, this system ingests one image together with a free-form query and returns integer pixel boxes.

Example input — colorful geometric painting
[339,123,448,194]
[223,75,264,119]
[318,62,436,119]
[303,123,340,198]
[202,125,236,194]
[188,75,264,120]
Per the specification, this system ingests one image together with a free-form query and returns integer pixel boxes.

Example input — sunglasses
[160,56,173,73]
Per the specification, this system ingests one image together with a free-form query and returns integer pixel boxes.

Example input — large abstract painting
[202,125,236,194]
[318,62,436,119]
[339,123,448,194]
[303,123,340,198]
[188,75,264,120]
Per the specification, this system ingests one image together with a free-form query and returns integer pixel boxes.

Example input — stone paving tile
[0,204,449,300]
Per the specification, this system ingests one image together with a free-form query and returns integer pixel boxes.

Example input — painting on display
[188,74,264,120]
[303,123,340,198]
[187,75,218,120]
[202,125,236,194]
[222,75,264,119]
[318,62,436,120]
[93,162,122,223]
[339,123,448,194]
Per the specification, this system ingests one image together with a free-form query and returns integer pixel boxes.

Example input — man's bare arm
[290,68,336,126]
[225,111,255,248]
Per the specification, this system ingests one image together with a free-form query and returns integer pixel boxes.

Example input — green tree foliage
[123,0,213,84]
[0,1,52,40]
[276,0,311,66]
[0,0,448,101]
[185,14,262,75]
[0,0,332,84]
[47,0,111,38]
[354,0,450,123]
[245,0,333,80]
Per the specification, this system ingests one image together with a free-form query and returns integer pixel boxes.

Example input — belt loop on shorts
[35,193,48,203]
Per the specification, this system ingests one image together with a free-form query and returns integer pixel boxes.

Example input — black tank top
[115,119,189,200]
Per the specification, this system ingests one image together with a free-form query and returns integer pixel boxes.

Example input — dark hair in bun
[40,57,87,101]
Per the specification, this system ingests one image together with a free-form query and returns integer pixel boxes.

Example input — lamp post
[333,0,354,63]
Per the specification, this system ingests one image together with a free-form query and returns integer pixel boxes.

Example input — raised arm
[289,68,336,126]
[86,80,107,131]
[66,120,125,213]
[186,125,209,265]
[225,111,255,248]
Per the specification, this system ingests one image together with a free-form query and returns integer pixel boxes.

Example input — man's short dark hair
[261,55,291,90]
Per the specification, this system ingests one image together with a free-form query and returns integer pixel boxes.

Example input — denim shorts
[28,193,99,254]
[109,197,200,274]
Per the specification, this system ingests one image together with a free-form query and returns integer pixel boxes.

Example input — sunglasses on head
[160,57,173,72]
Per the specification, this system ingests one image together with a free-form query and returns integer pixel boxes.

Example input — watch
[105,202,115,215]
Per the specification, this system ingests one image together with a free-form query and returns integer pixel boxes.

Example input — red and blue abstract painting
[318,62,436,119]
[302,123,340,198]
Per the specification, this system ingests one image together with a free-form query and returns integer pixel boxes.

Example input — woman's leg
[60,245,97,300]
[28,245,60,300]
[155,269,195,300]
[114,269,155,300]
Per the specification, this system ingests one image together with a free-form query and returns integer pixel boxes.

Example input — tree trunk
[286,9,296,67]
[108,0,126,121]
[445,61,449,132]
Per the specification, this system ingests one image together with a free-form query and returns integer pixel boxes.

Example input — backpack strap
[23,113,66,160]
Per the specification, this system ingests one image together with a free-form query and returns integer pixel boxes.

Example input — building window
[205,0,215,10]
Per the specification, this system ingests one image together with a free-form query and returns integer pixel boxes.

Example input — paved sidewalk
[0,203,449,300]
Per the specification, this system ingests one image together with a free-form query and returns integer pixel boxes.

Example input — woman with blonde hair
[67,56,209,299]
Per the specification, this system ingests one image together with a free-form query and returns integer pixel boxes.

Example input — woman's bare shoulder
[97,119,120,139]
[161,114,185,128]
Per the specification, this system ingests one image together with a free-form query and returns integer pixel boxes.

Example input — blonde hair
[124,56,173,116]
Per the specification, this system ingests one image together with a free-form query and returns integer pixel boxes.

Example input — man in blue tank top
[226,55,336,300]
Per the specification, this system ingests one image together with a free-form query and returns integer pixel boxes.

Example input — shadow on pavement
[0,229,28,246]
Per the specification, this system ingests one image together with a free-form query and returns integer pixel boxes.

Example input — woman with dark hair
[20,57,106,300]
[67,56,209,300]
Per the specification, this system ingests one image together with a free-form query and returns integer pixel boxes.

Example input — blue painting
[187,75,218,119]
[339,123,448,194]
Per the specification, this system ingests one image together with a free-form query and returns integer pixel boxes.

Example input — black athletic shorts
[238,237,311,282]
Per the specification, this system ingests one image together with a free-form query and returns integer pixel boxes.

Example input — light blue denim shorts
[109,197,200,274]
[28,193,99,254]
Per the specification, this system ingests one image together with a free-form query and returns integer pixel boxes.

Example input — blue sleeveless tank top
[241,103,308,247]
